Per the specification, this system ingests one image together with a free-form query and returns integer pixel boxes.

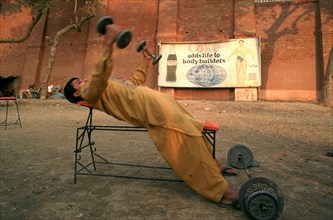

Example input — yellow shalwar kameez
[80,48,228,203]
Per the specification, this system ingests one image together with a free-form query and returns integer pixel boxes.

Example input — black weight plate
[116,30,132,49]
[246,191,279,220]
[227,144,253,169]
[239,177,284,220]
[152,54,162,65]
[96,16,114,35]
[137,40,146,52]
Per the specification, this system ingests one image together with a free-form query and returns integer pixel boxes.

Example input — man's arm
[81,25,119,104]
[128,52,151,86]
[228,49,237,61]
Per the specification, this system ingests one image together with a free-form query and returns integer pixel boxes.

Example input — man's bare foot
[216,162,238,176]
[219,187,240,209]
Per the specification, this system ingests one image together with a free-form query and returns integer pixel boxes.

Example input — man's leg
[236,59,242,83]
[146,124,229,203]
[241,61,247,83]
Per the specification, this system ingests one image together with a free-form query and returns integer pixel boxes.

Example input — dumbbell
[137,40,162,65]
[227,145,284,220]
[96,16,132,49]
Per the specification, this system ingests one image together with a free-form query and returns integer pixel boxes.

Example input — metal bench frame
[0,97,22,130]
[74,104,219,184]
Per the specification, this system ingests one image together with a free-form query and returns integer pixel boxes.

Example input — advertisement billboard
[158,38,261,88]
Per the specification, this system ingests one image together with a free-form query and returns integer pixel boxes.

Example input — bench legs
[0,97,22,130]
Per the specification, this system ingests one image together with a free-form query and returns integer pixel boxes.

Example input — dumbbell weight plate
[116,30,132,49]
[137,40,147,52]
[152,54,162,65]
[227,144,253,169]
[96,16,114,35]
[239,177,284,220]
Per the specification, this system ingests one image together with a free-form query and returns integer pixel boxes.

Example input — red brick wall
[177,0,234,41]
[83,0,160,89]
[255,1,321,100]
[0,6,44,92]
[105,0,159,89]
[0,2,90,94]
[41,3,90,88]
[1,0,332,101]
[319,0,333,79]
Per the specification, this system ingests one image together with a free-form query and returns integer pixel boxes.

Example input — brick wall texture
[1,0,332,101]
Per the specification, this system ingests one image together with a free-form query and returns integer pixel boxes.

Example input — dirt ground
[0,99,332,220]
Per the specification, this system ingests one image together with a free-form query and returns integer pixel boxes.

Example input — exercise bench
[73,101,220,184]
[0,97,22,130]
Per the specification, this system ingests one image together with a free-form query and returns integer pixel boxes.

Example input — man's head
[64,77,88,103]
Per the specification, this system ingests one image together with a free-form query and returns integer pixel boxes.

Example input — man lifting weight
[64,23,239,209]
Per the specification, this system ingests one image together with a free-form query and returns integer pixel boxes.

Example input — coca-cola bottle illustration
[166,44,177,82]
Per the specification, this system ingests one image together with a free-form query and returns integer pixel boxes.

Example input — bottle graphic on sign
[166,44,177,82]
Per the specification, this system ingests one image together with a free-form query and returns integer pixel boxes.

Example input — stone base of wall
[260,89,320,101]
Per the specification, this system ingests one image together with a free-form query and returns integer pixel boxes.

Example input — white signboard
[158,38,261,88]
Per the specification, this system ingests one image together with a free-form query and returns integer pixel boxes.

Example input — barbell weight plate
[239,177,284,220]
[137,40,147,52]
[246,191,279,220]
[227,144,253,169]
[116,30,132,49]
[152,54,162,65]
[96,16,114,35]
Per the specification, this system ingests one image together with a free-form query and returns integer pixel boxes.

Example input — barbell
[227,144,284,220]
